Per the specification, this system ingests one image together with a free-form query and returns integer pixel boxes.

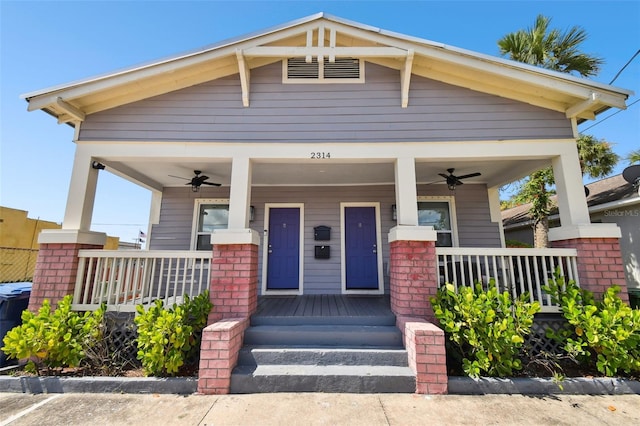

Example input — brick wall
[552,237,629,303]
[197,317,249,394]
[208,243,259,323]
[389,240,438,321]
[28,243,102,311]
[397,316,448,394]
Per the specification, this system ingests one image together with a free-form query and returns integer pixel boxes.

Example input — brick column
[389,240,439,322]
[397,316,448,394]
[29,242,103,311]
[208,243,259,324]
[197,318,249,394]
[551,237,629,303]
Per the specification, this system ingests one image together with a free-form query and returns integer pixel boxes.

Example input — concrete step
[230,364,416,394]
[242,325,404,348]
[237,347,410,367]
[251,314,397,327]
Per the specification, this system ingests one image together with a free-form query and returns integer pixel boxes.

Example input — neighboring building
[502,174,640,290]
[20,13,632,394]
[0,206,121,282]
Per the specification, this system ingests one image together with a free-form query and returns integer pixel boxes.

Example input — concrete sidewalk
[1,393,639,425]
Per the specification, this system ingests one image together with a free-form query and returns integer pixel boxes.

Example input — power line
[609,49,640,84]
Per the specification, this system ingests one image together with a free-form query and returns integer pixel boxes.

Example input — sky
[1,0,638,245]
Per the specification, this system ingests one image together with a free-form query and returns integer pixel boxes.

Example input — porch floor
[252,295,395,325]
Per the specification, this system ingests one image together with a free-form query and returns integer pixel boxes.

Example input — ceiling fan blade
[169,174,190,181]
[201,182,222,187]
[455,172,481,180]
[438,173,449,179]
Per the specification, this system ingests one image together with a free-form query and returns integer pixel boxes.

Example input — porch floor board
[253,295,394,325]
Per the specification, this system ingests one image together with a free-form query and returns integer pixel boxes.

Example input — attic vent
[284,57,364,83]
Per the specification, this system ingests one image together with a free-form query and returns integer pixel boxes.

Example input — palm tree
[499,16,613,248]
[498,15,603,77]
[627,149,640,164]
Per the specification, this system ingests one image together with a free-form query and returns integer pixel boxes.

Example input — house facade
[23,14,632,394]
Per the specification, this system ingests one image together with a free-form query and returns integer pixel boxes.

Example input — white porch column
[487,186,506,248]
[62,148,99,231]
[549,151,621,241]
[394,157,419,226]
[551,151,591,227]
[212,156,259,245]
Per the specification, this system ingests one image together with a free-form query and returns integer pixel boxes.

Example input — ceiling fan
[438,168,482,190]
[169,170,221,192]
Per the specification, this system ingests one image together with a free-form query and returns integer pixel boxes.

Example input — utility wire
[609,49,640,84]
[581,98,640,132]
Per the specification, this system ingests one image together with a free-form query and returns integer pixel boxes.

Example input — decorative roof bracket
[400,49,414,108]
[236,50,250,107]
[56,97,85,122]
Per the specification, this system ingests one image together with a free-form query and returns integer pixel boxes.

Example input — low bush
[431,280,540,378]
[544,270,640,376]
[1,296,105,374]
[134,291,212,376]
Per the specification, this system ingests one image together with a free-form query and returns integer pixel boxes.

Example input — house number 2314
[310,152,331,159]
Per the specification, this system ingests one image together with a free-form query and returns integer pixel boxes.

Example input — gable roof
[23,12,632,126]
[502,174,640,228]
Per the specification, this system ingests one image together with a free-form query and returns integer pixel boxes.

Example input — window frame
[190,199,230,251]
[417,196,459,247]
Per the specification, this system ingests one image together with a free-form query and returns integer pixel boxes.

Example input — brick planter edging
[397,316,448,395]
[197,317,249,395]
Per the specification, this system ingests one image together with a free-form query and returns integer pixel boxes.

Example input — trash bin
[629,289,640,310]
[0,282,32,367]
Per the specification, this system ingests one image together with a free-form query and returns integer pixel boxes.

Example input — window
[283,57,364,83]
[417,197,457,247]
[192,199,229,251]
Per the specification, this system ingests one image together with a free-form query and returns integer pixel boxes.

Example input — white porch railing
[436,247,579,313]
[73,250,212,312]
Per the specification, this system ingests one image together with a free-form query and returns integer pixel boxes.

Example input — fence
[0,247,38,283]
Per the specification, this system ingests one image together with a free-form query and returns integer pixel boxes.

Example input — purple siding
[79,62,573,143]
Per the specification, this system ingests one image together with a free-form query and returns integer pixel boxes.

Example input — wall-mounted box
[314,245,330,259]
[314,225,331,241]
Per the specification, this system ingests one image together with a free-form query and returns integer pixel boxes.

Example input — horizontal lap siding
[149,184,500,294]
[79,63,572,142]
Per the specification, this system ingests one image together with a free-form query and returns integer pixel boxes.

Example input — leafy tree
[499,16,615,247]
[628,149,640,164]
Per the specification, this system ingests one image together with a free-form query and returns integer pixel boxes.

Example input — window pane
[436,233,453,247]
[418,202,451,230]
[196,234,212,251]
[199,205,229,232]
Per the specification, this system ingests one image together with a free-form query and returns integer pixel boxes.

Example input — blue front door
[345,206,379,290]
[266,207,300,290]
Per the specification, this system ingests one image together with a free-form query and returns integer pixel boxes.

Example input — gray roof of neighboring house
[501,174,640,228]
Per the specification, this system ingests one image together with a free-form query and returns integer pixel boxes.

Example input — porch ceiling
[104,157,548,190]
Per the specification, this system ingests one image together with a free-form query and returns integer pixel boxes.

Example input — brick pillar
[29,242,102,311]
[208,243,259,324]
[197,318,249,395]
[389,240,438,322]
[551,237,629,303]
[397,316,448,394]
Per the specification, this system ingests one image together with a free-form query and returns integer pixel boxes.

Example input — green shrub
[134,291,212,376]
[544,271,640,376]
[431,281,540,378]
[1,296,105,374]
